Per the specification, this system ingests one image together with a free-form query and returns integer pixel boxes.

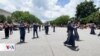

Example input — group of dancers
[90,23,100,36]
[1,20,100,48]
[3,22,13,39]
[64,20,100,48]
[64,20,80,48]
[2,21,56,43]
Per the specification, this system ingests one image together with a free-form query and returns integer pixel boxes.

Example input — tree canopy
[7,16,13,24]
[76,1,99,19]
[11,11,42,24]
[50,15,70,26]
[0,15,6,23]
[80,11,100,24]
[75,1,100,24]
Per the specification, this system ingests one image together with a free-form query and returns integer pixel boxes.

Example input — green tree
[87,11,100,24]
[80,11,100,24]
[51,15,70,26]
[11,11,24,22]
[7,16,13,24]
[11,11,42,24]
[76,1,99,19]
[0,15,6,23]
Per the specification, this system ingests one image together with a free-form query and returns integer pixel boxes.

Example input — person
[42,25,44,30]
[67,21,70,33]
[30,24,33,31]
[19,21,26,43]
[9,23,13,35]
[4,22,9,39]
[44,22,50,35]
[90,23,96,35]
[39,24,41,31]
[74,23,80,41]
[52,24,55,32]
[64,21,76,47]
[27,24,30,33]
[33,23,39,38]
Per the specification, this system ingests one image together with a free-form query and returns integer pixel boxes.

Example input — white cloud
[0,0,9,4]
[43,0,85,21]
[0,0,99,22]
[3,4,17,12]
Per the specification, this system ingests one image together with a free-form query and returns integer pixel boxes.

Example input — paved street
[0,27,100,56]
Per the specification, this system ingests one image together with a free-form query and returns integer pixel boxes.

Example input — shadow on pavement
[32,37,39,39]
[76,40,83,42]
[16,42,28,45]
[65,45,79,51]
[2,38,9,39]
[46,34,50,35]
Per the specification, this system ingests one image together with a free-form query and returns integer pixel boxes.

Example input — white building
[0,9,11,17]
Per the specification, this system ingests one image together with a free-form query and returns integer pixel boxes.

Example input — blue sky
[56,0,70,7]
[0,0,99,22]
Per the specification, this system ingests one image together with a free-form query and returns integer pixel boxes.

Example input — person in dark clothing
[19,21,26,43]
[44,22,50,35]
[39,25,41,31]
[64,21,76,47]
[53,25,55,32]
[33,23,39,38]
[4,22,9,39]
[9,24,13,35]
[27,24,30,33]
[90,23,96,35]
[42,25,44,30]
[74,23,80,41]
[67,21,70,33]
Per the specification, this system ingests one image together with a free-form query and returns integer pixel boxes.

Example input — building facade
[0,9,11,17]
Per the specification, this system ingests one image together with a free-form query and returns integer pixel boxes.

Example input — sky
[0,0,99,22]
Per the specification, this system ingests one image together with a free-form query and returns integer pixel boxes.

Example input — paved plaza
[0,27,100,56]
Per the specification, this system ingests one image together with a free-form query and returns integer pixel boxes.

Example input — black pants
[45,29,48,35]
[33,30,38,38]
[28,27,30,33]
[53,27,55,32]
[20,31,25,42]
[20,34,25,42]
[98,33,100,36]
[90,29,95,34]
[64,32,75,47]
[5,28,9,38]
[9,27,13,35]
